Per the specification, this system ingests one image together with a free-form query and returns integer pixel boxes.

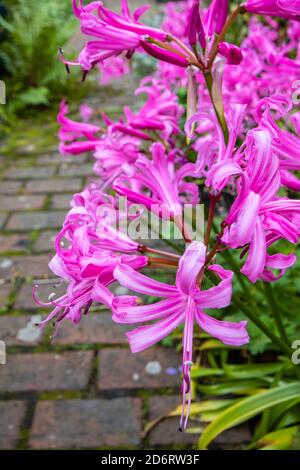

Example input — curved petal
[196,310,249,346]
[241,219,266,283]
[226,191,260,248]
[206,160,243,191]
[114,264,178,297]
[113,295,186,323]
[126,311,185,353]
[260,253,297,282]
[176,242,206,295]
[194,265,233,309]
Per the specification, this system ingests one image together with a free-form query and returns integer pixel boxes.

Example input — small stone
[0,259,13,270]
[145,361,162,375]
[17,315,43,343]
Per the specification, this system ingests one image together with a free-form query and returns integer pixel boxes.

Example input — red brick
[0,234,30,253]
[148,396,198,446]
[0,351,93,392]
[4,166,55,180]
[29,398,141,449]
[0,181,23,194]
[25,179,83,194]
[0,195,46,211]
[59,163,94,177]
[0,315,44,345]
[50,194,72,210]
[98,348,181,390]
[0,255,51,280]
[53,312,132,345]
[0,282,11,306]
[213,425,252,448]
[0,214,7,229]
[15,281,65,311]
[34,231,57,252]
[38,153,88,165]
[0,401,27,449]
[7,211,65,231]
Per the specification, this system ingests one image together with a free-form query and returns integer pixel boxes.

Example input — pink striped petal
[113,295,185,323]
[194,265,233,309]
[114,264,178,297]
[126,311,185,353]
[176,242,206,295]
[241,219,266,283]
[196,310,249,346]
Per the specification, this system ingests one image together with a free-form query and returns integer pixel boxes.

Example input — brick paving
[0,143,198,451]
[0,145,191,451]
[0,25,189,447]
[0,1,250,448]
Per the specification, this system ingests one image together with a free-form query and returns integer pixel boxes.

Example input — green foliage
[162,355,300,450]
[0,0,78,114]
[198,382,300,449]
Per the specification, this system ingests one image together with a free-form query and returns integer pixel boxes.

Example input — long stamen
[180,298,195,431]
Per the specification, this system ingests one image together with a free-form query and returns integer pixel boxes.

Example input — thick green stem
[264,282,290,346]
[204,72,229,144]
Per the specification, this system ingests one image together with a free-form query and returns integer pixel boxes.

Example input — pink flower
[57,100,102,156]
[207,128,300,282]
[68,1,168,74]
[255,95,300,191]
[114,79,184,140]
[243,0,300,20]
[112,242,249,429]
[218,42,243,65]
[35,187,148,333]
[205,0,228,36]
[113,142,199,220]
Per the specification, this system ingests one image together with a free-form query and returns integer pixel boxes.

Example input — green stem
[232,296,291,357]
[205,271,292,358]
[207,5,245,69]
[204,71,229,144]
[219,249,249,293]
[264,282,290,346]
[204,194,219,246]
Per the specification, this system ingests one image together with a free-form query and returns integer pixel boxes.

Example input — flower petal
[126,311,185,353]
[113,295,186,323]
[194,265,233,309]
[114,264,178,297]
[176,242,206,295]
[196,310,249,346]
[241,219,266,283]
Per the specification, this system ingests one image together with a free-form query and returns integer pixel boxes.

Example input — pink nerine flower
[68,0,168,74]
[243,0,300,20]
[112,242,249,429]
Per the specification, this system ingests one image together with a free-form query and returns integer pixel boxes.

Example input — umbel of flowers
[35,1,300,430]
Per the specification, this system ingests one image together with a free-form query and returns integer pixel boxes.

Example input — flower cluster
[36,0,300,430]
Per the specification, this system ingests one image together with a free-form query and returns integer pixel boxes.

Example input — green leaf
[191,367,224,378]
[198,379,267,396]
[256,426,299,450]
[199,339,234,351]
[170,399,236,417]
[276,405,300,429]
[268,398,300,427]
[223,362,287,380]
[198,382,300,450]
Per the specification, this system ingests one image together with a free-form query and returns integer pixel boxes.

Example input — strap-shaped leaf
[199,382,300,449]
